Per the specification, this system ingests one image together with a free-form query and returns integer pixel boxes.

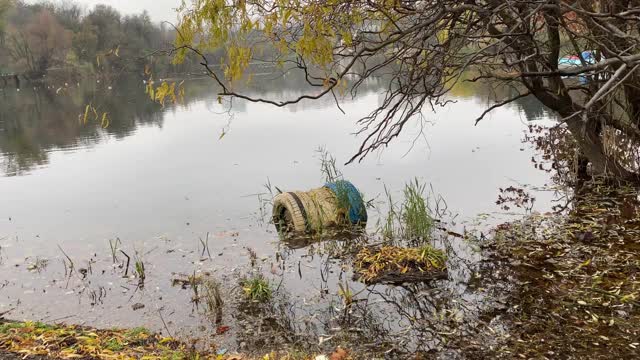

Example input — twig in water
[247,247,257,268]
[109,238,121,263]
[119,250,130,277]
[199,232,211,259]
[0,308,15,318]
[158,308,173,337]
[58,245,75,276]
[47,314,76,323]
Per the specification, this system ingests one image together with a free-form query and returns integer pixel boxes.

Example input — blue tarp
[559,50,598,67]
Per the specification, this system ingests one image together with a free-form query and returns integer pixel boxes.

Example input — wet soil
[0,350,55,359]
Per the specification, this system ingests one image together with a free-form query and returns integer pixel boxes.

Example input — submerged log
[353,268,448,285]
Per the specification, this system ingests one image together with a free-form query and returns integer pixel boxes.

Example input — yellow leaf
[101,113,110,128]
[83,105,91,124]
[621,293,637,303]
[576,258,591,270]
[158,337,175,344]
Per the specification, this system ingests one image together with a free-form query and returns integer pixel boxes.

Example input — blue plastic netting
[324,180,367,224]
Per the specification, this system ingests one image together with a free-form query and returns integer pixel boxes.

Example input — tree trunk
[576,151,589,182]
[565,115,639,182]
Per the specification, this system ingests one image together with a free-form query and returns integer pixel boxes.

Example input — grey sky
[26,0,183,23]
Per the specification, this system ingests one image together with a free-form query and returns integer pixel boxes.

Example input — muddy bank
[0,319,355,360]
[463,180,640,359]
[0,320,211,359]
[0,350,51,360]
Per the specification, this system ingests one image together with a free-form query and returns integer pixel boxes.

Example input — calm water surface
[0,75,556,355]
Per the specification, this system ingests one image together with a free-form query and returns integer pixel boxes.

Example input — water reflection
[0,78,212,176]
[0,71,557,357]
[1,73,552,177]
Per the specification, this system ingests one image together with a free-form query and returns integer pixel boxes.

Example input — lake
[0,74,556,356]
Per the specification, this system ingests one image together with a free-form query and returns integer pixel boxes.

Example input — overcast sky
[26,0,183,23]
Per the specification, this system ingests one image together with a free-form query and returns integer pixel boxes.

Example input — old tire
[272,192,308,234]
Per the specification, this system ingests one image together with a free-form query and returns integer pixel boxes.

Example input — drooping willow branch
[168,0,640,179]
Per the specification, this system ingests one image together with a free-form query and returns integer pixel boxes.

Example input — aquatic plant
[317,146,342,183]
[377,179,435,245]
[241,275,272,302]
[257,177,280,227]
[316,147,356,222]
[337,280,354,307]
[402,178,435,244]
[134,256,146,288]
[202,278,224,323]
[380,185,399,241]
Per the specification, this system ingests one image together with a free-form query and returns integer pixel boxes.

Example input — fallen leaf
[329,347,348,360]
[215,325,230,335]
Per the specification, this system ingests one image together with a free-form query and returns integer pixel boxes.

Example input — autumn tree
[0,0,11,44]
[7,9,71,76]
[85,5,122,53]
[51,1,83,32]
[72,22,98,63]
[170,0,640,182]
[118,12,159,71]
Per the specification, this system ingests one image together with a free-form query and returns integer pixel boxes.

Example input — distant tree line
[0,0,207,79]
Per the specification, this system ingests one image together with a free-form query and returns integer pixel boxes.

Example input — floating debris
[354,245,447,284]
[272,180,367,235]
